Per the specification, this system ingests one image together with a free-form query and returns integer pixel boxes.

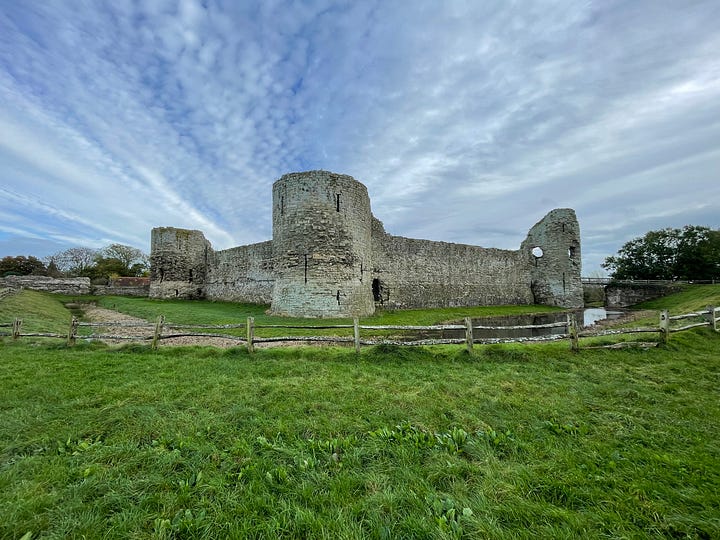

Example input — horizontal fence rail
[0,287,19,300]
[2,306,718,352]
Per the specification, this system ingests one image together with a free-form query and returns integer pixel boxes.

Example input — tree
[46,247,99,276]
[674,227,720,280]
[44,244,148,279]
[0,255,47,276]
[89,257,128,281]
[45,260,63,278]
[101,244,148,275]
[602,226,720,281]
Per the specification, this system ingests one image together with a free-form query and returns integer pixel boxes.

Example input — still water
[444,308,626,340]
[583,307,625,327]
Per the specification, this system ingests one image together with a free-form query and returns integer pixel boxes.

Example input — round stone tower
[271,171,375,317]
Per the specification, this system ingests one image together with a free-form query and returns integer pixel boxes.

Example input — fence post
[353,317,360,353]
[151,315,165,350]
[567,313,579,352]
[67,316,78,346]
[464,317,474,352]
[659,310,669,344]
[247,317,254,354]
[12,318,22,340]
[708,306,717,332]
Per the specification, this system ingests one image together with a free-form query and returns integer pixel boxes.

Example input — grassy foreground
[1,290,719,538]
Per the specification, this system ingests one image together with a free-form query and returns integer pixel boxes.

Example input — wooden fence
[2,307,718,352]
[0,287,18,300]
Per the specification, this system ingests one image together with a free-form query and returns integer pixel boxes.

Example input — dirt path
[80,305,245,348]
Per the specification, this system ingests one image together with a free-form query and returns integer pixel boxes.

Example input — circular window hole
[532,246,544,258]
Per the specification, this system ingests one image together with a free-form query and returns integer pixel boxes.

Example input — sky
[1,0,719,275]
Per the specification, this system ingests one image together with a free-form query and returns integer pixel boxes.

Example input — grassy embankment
[0,287,719,538]
[635,283,720,313]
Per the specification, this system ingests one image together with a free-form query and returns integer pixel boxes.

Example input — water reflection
[443,308,626,340]
[583,307,625,327]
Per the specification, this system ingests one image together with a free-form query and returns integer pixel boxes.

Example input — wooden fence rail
[2,306,718,352]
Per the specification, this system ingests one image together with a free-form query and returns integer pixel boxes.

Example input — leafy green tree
[90,257,128,280]
[0,255,47,276]
[101,244,148,275]
[603,226,720,280]
[674,227,720,280]
[89,245,149,280]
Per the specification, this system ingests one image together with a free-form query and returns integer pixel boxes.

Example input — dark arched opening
[372,278,381,302]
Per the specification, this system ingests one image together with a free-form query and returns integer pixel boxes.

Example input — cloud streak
[0,0,718,274]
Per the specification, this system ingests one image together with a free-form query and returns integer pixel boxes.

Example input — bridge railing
[581,278,717,285]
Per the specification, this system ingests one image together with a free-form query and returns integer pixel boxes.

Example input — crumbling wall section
[149,227,211,299]
[0,275,91,295]
[205,241,274,304]
[521,208,583,308]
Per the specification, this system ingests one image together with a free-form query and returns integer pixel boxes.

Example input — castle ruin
[149,171,582,317]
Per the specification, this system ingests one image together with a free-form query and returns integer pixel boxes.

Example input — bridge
[581,278,717,285]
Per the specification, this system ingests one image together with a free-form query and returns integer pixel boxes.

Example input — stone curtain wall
[270,171,375,317]
[605,283,683,308]
[0,275,91,295]
[371,218,533,309]
[149,171,584,316]
[205,241,274,304]
[93,278,150,297]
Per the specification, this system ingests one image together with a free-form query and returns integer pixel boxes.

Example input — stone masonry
[150,170,583,317]
[0,275,91,295]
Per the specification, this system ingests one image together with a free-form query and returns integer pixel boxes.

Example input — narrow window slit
[336,193,341,212]
[304,254,308,284]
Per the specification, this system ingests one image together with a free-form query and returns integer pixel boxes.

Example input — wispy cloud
[0,0,718,273]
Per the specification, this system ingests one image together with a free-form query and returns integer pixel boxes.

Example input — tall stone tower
[521,208,583,308]
[270,171,375,317]
[149,227,210,299]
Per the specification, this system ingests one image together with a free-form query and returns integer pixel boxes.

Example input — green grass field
[1,289,719,539]
[89,295,561,330]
